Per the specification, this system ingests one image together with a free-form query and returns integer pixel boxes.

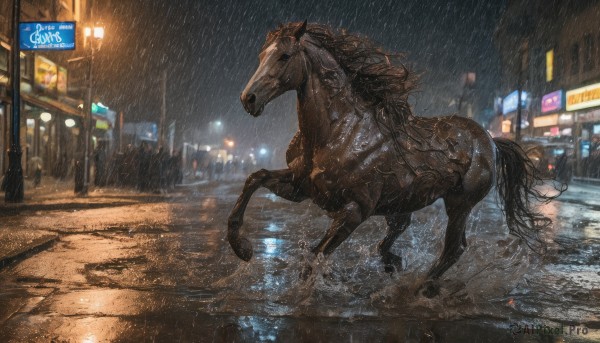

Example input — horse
[228,21,562,297]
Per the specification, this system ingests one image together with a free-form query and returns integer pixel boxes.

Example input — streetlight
[76,22,104,196]
[5,0,23,202]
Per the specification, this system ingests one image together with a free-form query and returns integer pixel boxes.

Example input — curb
[0,235,59,271]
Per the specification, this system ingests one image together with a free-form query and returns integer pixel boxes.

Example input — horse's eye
[279,53,291,62]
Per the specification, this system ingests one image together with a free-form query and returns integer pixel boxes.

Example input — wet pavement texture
[0,181,599,342]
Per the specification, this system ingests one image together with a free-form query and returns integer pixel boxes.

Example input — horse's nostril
[247,93,256,104]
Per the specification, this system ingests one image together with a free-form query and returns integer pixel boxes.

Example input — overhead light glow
[40,112,52,122]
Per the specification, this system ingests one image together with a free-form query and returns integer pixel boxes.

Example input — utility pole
[516,54,523,142]
[515,42,527,142]
[5,0,24,203]
[117,111,123,153]
[158,68,167,148]
[80,36,94,196]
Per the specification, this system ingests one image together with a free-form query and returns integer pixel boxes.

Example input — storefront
[20,92,83,178]
[532,90,572,138]
[500,89,530,138]
[1,40,10,173]
[566,82,600,178]
[532,113,574,138]
[14,53,84,178]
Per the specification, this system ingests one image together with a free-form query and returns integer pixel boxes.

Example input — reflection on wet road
[0,181,598,342]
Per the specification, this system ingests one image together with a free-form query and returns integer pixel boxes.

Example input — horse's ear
[294,20,307,40]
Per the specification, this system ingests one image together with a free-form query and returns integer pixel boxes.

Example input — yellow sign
[502,120,512,133]
[566,83,600,111]
[34,55,57,91]
[546,50,553,82]
[57,66,67,95]
[533,114,558,128]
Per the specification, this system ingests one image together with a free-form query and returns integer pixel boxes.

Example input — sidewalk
[557,180,600,208]
[0,176,174,270]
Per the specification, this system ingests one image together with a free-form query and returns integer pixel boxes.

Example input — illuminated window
[0,44,7,73]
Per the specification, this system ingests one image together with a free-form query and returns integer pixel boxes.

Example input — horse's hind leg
[378,213,411,273]
[420,198,473,298]
[312,202,364,256]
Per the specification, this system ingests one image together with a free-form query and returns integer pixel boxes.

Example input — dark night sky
[92,0,506,151]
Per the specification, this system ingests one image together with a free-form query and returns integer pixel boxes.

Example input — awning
[21,93,83,118]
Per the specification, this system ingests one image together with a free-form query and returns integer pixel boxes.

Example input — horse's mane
[264,22,423,161]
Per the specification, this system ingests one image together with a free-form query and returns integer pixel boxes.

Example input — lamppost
[515,41,528,142]
[5,0,23,202]
[76,23,104,196]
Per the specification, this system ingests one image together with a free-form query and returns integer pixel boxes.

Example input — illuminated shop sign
[546,50,554,82]
[502,90,528,115]
[34,55,57,91]
[566,82,600,111]
[534,114,558,128]
[57,66,67,95]
[19,22,76,51]
[541,90,563,113]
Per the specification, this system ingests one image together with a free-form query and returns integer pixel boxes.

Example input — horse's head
[241,21,308,117]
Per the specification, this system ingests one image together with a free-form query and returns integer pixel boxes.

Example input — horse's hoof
[418,280,440,298]
[299,265,312,280]
[382,252,402,273]
[232,237,253,261]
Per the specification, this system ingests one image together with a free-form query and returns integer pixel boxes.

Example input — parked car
[522,141,574,183]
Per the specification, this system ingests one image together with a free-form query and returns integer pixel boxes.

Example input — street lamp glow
[215,121,222,126]
[259,148,267,155]
[206,145,211,152]
[93,26,105,39]
[226,140,235,148]
[65,119,76,127]
[84,25,104,39]
[40,112,52,122]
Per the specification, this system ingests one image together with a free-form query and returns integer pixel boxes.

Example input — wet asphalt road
[0,181,598,342]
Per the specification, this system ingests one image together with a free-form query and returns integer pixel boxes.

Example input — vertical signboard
[546,49,554,82]
[57,66,67,95]
[34,55,57,92]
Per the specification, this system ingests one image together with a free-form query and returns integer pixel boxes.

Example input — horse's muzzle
[241,92,264,117]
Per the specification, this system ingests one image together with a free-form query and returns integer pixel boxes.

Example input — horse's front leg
[312,202,364,256]
[228,168,307,261]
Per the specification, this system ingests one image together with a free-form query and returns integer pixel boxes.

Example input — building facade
[495,0,600,178]
[0,0,118,183]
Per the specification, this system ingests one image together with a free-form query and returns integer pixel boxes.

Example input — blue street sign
[19,22,76,51]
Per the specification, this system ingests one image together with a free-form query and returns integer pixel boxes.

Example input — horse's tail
[493,137,565,253]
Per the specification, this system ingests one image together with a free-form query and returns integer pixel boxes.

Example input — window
[20,53,32,80]
[0,44,8,73]
[584,33,594,71]
[571,43,579,75]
